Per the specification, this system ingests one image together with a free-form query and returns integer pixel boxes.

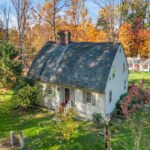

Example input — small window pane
[46,85,52,95]
[91,93,96,106]
[123,63,126,72]
[112,67,115,78]
[83,91,92,103]
[124,80,126,90]
[86,92,91,103]
[83,92,86,103]
[109,91,112,103]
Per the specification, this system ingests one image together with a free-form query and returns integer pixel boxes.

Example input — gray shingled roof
[28,42,120,92]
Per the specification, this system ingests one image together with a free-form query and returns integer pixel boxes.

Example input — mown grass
[0,92,105,150]
[0,91,150,150]
[129,71,150,87]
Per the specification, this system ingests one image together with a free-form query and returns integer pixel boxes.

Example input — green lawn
[0,91,150,150]
[129,71,150,87]
[0,91,105,150]
[0,72,150,149]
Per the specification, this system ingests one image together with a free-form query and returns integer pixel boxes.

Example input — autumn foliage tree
[118,0,150,57]
[95,0,119,42]
[40,0,66,41]
[118,23,135,57]
[119,20,150,57]
[1,0,148,62]
[65,0,82,41]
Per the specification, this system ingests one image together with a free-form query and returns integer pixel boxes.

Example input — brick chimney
[57,30,71,45]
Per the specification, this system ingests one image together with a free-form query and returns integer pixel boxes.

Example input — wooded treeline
[0,0,149,70]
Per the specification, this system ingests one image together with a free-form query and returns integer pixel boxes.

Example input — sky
[0,0,100,27]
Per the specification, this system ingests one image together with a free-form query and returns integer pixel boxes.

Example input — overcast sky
[0,0,101,27]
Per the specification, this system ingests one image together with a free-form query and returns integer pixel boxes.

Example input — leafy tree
[118,23,136,56]
[119,0,149,28]
[40,0,66,41]
[96,8,109,31]
[95,0,118,42]
[65,0,83,42]
[119,22,150,57]
[78,0,88,41]
[0,42,22,88]
[52,107,78,149]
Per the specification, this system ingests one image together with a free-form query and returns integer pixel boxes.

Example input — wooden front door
[65,88,70,104]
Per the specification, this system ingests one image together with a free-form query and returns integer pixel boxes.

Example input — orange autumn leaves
[6,0,149,58]
[119,23,150,57]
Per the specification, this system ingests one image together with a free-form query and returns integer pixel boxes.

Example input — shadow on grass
[12,110,54,130]
[24,120,104,150]
[0,106,54,139]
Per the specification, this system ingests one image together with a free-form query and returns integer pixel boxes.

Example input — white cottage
[28,31,128,119]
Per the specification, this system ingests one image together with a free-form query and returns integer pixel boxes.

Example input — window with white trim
[86,92,91,103]
[45,85,52,95]
[83,91,96,106]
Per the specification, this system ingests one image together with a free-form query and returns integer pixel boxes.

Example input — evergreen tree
[0,42,22,88]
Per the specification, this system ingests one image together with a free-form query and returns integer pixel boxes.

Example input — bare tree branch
[0,3,11,41]
[10,0,32,73]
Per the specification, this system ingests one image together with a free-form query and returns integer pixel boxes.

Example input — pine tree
[0,42,22,88]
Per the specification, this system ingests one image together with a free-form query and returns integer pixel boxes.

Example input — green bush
[116,93,128,109]
[92,112,102,123]
[12,81,43,109]
[14,77,34,90]
[131,98,139,104]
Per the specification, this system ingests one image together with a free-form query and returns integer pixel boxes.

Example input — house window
[124,80,127,90]
[143,65,148,69]
[91,94,96,106]
[112,67,116,78]
[109,91,112,103]
[123,63,126,72]
[45,85,52,95]
[83,91,96,106]
[86,92,91,103]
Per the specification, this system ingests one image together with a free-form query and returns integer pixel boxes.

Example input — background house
[28,31,128,119]
[127,57,150,72]
[141,59,150,72]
